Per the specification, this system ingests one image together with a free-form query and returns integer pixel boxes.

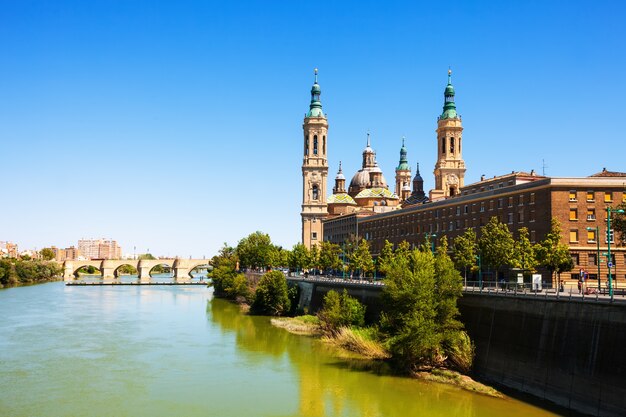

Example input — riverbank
[0,259,62,289]
[270,315,502,398]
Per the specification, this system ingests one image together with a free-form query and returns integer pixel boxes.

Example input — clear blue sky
[1,0,624,258]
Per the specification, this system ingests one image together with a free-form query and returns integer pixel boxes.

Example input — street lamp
[606,207,625,300]
[424,232,437,254]
[586,226,601,292]
[476,253,482,290]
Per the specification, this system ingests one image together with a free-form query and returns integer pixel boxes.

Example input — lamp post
[606,207,625,301]
[476,253,482,290]
[586,226,601,292]
[341,243,346,280]
[424,232,437,254]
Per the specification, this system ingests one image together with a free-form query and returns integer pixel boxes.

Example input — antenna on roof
[542,159,548,176]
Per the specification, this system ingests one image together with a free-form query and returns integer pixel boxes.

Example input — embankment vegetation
[0,259,62,288]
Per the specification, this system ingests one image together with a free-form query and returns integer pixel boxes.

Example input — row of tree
[451,217,573,284]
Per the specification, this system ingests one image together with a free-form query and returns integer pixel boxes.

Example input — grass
[322,327,390,360]
[270,315,321,336]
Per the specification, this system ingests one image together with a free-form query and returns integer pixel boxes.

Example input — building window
[517,210,524,222]
[449,222,453,231]
[569,191,577,202]
[530,230,536,243]
[587,229,596,242]
[569,208,578,221]
[305,137,309,155]
[569,229,578,243]
[508,197,513,207]
[571,254,579,265]
[311,232,317,240]
[450,137,455,154]
[507,213,513,224]
[587,208,596,221]
[604,192,613,203]
[456,206,461,216]
[464,205,469,214]
[323,136,326,154]
[588,253,597,266]
[312,185,319,200]
[587,191,595,202]
[530,210,535,222]
[519,194,524,205]
[489,200,494,211]
[497,199,503,209]
[313,135,318,155]
[442,138,446,154]
[480,202,485,212]
[530,193,535,204]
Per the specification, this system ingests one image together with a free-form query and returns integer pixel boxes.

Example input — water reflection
[207,298,555,417]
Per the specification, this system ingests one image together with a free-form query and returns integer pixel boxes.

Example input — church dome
[349,169,371,190]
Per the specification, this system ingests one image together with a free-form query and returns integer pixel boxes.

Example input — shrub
[251,270,290,316]
[318,289,366,334]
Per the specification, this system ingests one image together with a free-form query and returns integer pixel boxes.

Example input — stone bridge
[61,259,211,282]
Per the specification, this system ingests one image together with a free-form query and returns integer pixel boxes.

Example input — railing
[463,280,626,302]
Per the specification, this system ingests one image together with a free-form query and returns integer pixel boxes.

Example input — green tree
[380,247,439,371]
[536,218,573,287]
[236,231,275,270]
[318,241,342,273]
[434,237,463,333]
[377,240,394,276]
[478,217,516,272]
[251,270,290,316]
[613,202,626,245]
[40,248,55,261]
[513,227,538,272]
[348,239,374,278]
[211,243,238,270]
[452,228,477,283]
[288,243,309,272]
[317,289,366,334]
[308,244,320,273]
[138,253,156,260]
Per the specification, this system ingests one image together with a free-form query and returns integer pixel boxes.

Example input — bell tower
[395,137,412,201]
[430,69,466,201]
[301,69,329,249]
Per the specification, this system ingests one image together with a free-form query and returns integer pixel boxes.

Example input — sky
[1,0,625,258]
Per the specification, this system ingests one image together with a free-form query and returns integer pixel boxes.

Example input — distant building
[52,246,81,261]
[0,241,19,258]
[77,239,121,260]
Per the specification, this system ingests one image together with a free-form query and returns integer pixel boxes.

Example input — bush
[318,289,366,334]
[251,270,290,316]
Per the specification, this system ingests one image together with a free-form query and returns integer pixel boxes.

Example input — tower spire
[441,68,457,119]
[306,68,324,118]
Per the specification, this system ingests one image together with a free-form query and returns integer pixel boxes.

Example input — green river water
[0,280,559,417]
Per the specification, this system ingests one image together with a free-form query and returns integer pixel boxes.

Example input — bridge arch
[70,261,103,278]
[113,263,138,278]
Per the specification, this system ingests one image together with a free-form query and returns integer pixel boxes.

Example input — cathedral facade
[301,69,464,248]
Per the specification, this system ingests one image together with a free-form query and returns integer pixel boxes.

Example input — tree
[40,248,55,261]
[251,270,290,316]
[536,218,573,287]
[348,239,374,278]
[317,289,366,334]
[288,243,309,272]
[236,231,275,270]
[513,227,538,272]
[308,244,320,273]
[211,243,238,270]
[613,202,626,245]
[380,247,440,371]
[138,253,156,260]
[478,217,516,273]
[377,240,394,276]
[318,241,342,273]
[452,229,477,283]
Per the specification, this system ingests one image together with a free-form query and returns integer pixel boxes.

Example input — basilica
[300,69,466,248]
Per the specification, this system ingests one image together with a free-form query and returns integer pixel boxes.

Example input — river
[0,280,559,417]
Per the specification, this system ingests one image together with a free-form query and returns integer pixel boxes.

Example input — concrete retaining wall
[458,294,626,417]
